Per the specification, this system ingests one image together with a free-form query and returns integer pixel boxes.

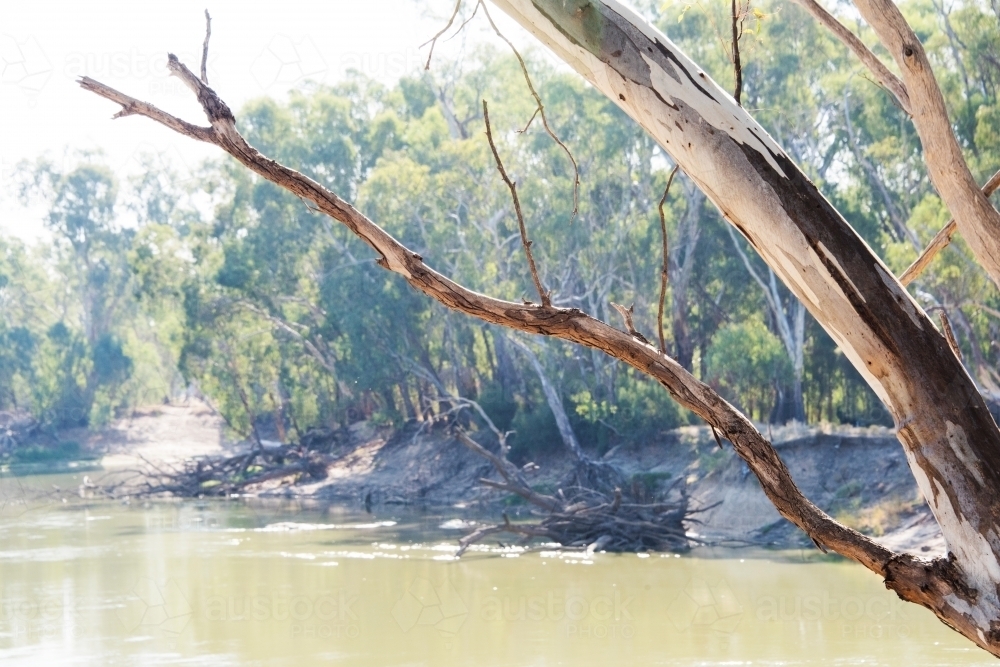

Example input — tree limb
[201,10,212,85]
[790,0,911,115]
[851,0,1000,290]
[657,164,679,354]
[483,99,550,306]
[899,166,1000,286]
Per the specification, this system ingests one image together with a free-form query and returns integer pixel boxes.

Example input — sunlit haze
[0,0,532,241]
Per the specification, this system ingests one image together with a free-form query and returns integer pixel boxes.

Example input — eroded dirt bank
[69,402,941,556]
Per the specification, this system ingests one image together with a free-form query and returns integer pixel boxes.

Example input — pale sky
[0,0,534,241]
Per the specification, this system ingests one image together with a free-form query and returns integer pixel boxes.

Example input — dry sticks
[483,100,550,307]
[452,425,691,556]
[422,0,580,220]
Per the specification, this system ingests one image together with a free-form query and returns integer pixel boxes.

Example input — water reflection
[0,474,991,666]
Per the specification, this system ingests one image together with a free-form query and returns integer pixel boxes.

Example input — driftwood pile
[122,442,331,497]
[453,427,695,555]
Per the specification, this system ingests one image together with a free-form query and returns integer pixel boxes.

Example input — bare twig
[657,165,679,354]
[201,10,212,84]
[483,99,549,306]
[478,0,580,219]
[421,0,464,70]
[731,0,743,105]
[900,167,1000,286]
[927,306,963,363]
[610,302,649,344]
[790,0,911,115]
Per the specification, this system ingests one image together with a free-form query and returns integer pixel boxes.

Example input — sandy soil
[66,401,238,470]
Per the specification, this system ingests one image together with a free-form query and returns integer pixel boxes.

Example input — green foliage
[4,0,998,458]
[706,315,791,421]
[10,440,87,463]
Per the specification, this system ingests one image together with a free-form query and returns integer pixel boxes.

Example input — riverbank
[58,401,942,557]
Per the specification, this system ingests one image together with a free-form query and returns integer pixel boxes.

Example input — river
[0,472,991,666]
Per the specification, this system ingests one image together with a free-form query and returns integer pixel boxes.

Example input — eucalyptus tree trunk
[491,0,1000,650]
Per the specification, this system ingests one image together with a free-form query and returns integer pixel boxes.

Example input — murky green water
[0,473,992,666]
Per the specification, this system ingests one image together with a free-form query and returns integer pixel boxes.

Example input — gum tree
[79,0,1000,654]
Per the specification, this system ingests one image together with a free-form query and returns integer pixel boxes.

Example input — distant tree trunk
[399,380,417,421]
[508,337,585,461]
[727,226,805,422]
[668,178,703,371]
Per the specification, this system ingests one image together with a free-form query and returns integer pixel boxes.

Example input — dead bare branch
[610,302,649,344]
[421,0,465,70]
[852,0,1000,291]
[79,42,949,633]
[478,0,580,219]
[483,99,550,306]
[201,10,212,84]
[731,0,743,105]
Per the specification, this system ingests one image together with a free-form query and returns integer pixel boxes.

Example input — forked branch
[791,0,911,115]
[851,0,1000,290]
[483,99,550,306]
